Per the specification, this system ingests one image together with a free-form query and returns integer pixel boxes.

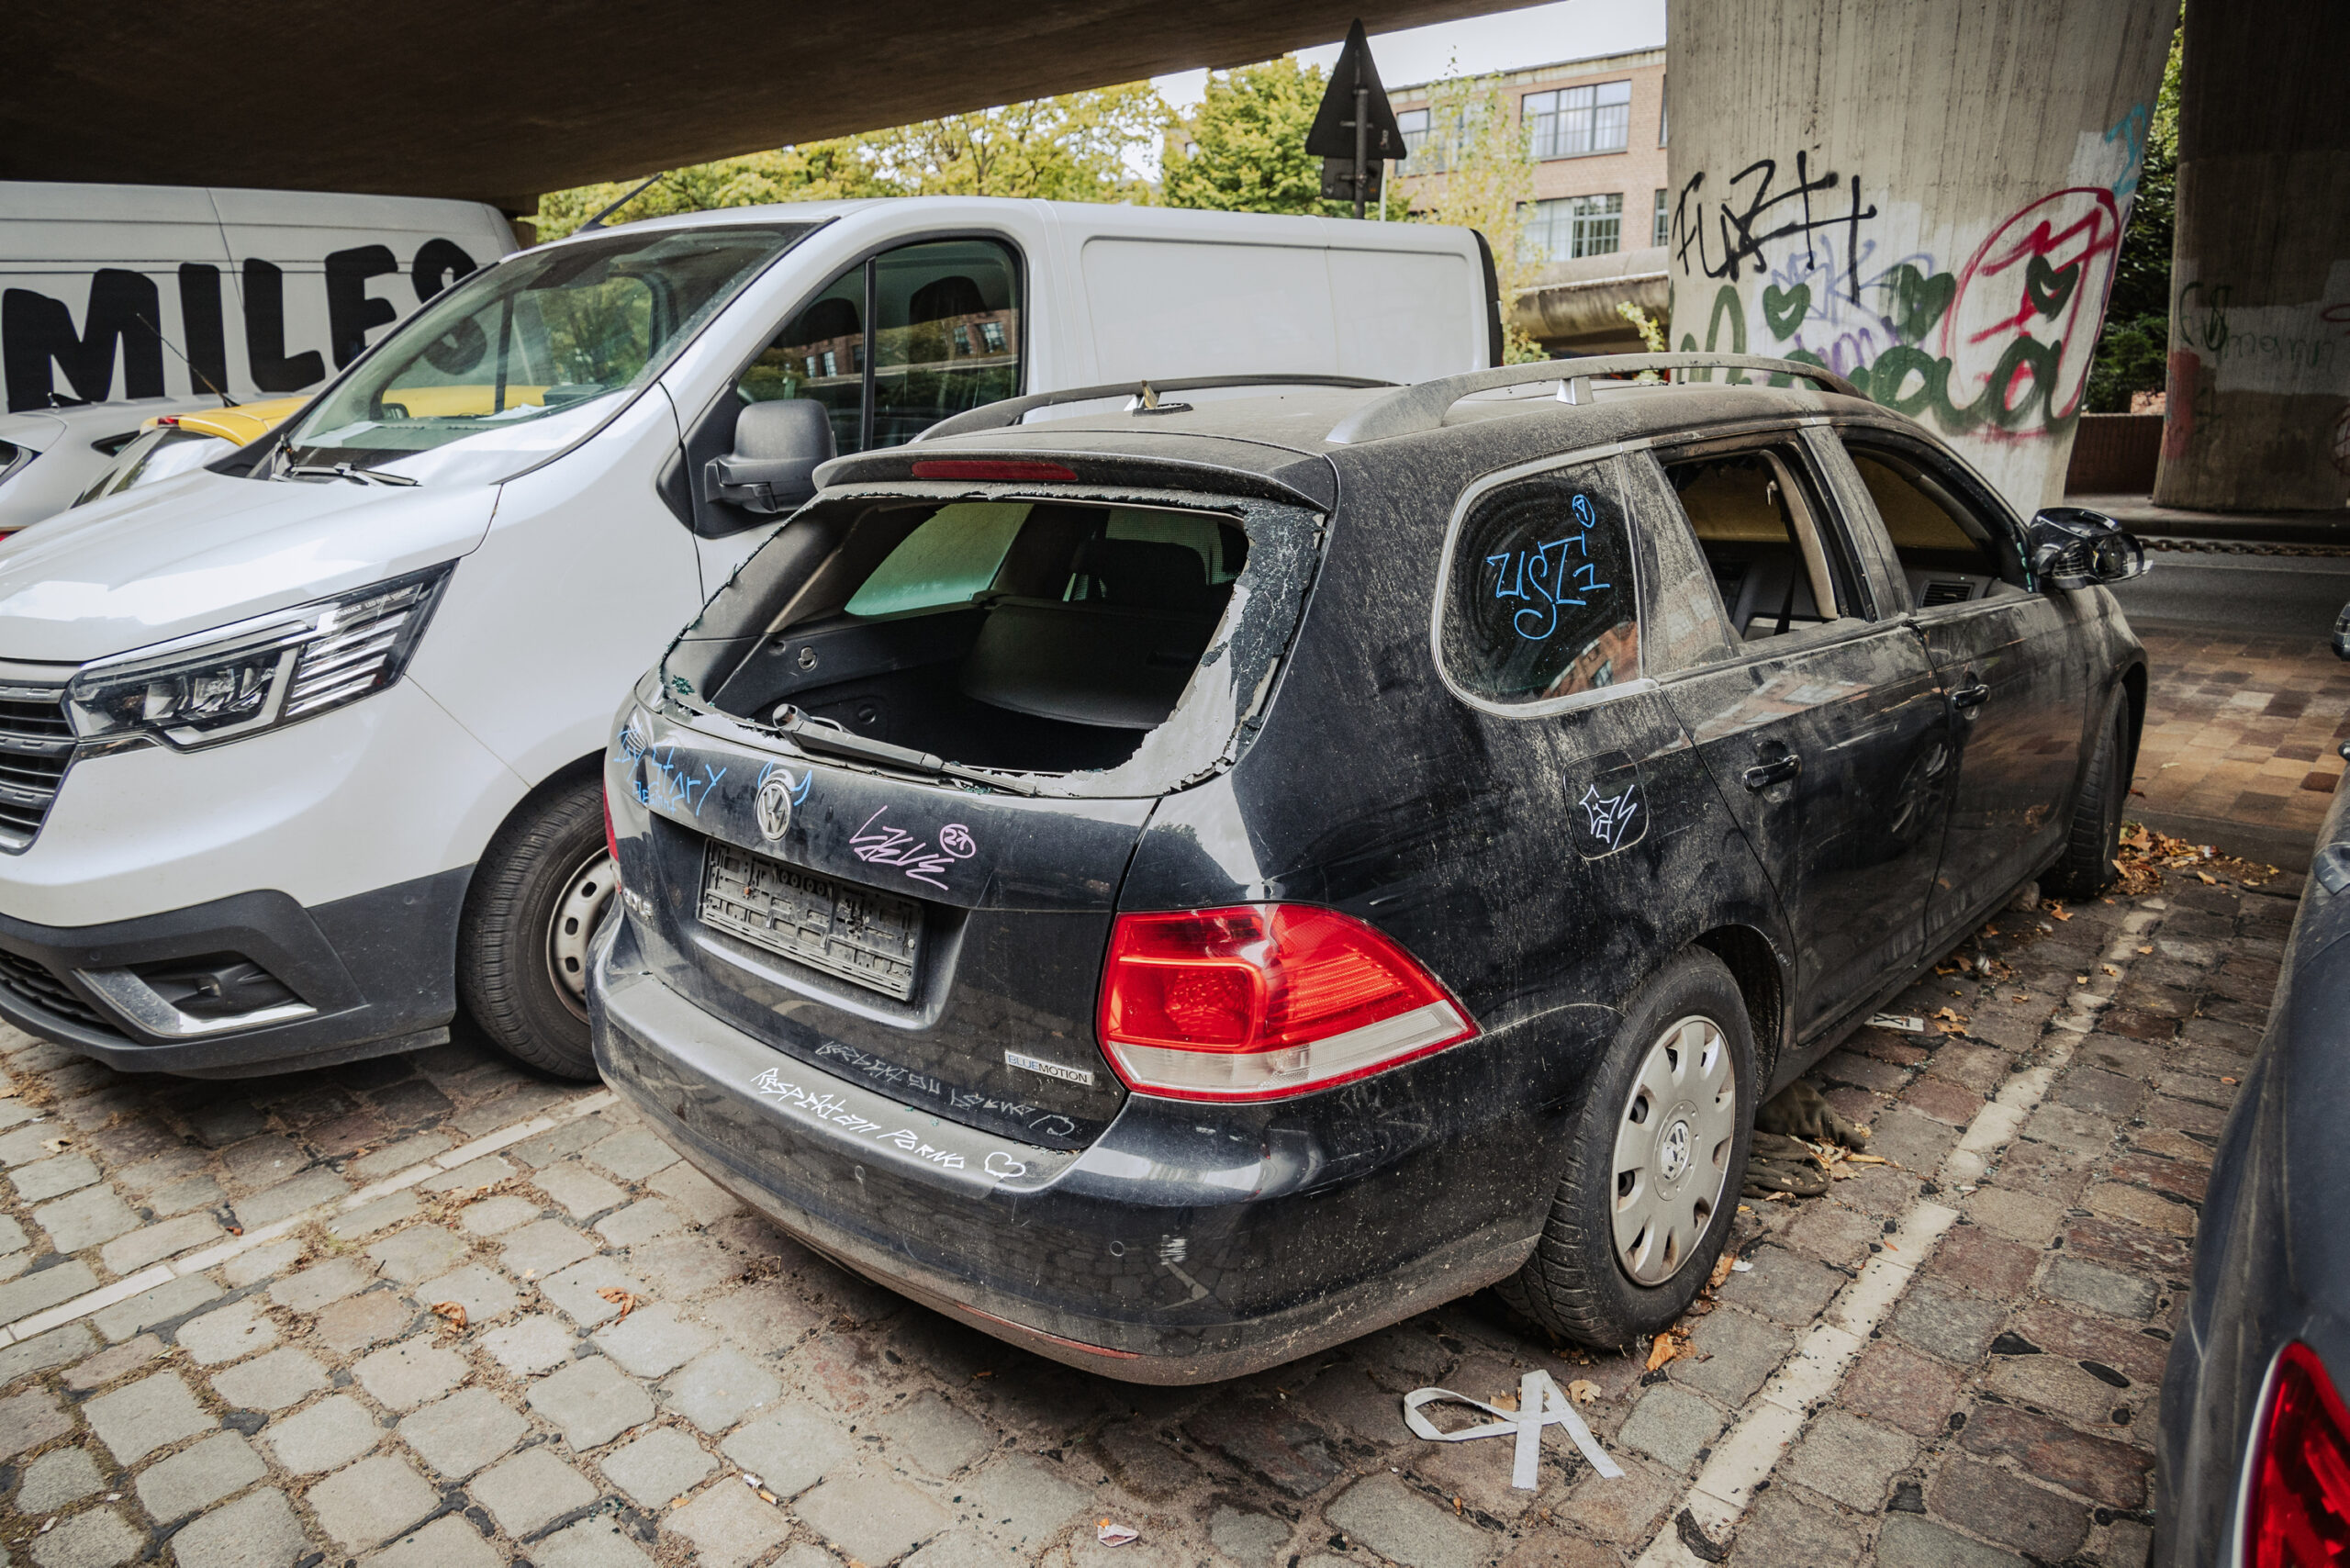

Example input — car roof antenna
[134,312,235,407]
[576,172,668,234]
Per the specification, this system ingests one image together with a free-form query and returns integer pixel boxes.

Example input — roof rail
[914,374,1397,442]
[1323,353,1863,445]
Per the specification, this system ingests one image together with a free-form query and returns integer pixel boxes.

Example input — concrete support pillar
[2153,0,2350,512]
[1664,0,2172,515]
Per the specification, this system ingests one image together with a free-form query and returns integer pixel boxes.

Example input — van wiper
[772,705,1039,796]
[284,463,419,487]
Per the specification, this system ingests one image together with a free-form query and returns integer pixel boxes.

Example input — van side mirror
[2025,507,2149,591]
[704,398,834,514]
[2333,601,2349,661]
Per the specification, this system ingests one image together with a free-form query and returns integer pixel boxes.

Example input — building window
[979,319,1006,353]
[1522,194,1624,263]
[1523,81,1631,160]
[1398,106,1456,173]
[953,325,970,355]
[1653,188,1670,248]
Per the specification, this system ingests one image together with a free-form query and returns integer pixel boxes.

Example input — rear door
[1812,428,2087,947]
[1641,432,1956,1040]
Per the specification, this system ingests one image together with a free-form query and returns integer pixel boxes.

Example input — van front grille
[0,684,74,849]
[0,946,118,1036]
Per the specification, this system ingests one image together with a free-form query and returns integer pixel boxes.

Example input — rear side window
[1440,462,1639,706]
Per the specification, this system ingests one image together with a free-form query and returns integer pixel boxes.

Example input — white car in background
[0,397,229,534]
[0,196,1502,1082]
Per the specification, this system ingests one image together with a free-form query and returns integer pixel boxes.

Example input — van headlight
[67,563,454,749]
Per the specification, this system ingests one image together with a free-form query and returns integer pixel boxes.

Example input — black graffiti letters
[1673,152,1880,299]
[2,269,166,410]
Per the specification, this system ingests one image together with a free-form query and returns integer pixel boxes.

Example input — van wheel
[2048,703,2128,900]
[459,778,611,1081]
[1499,948,1755,1348]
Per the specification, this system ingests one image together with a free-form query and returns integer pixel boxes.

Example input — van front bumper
[0,868,469,1076]
[590,913,1544,1383]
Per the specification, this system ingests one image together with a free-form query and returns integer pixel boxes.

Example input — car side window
[735,237,1024,458]
[1439,460,1640,706]
[1659,443,1870,643]
[1841,438,2026,608]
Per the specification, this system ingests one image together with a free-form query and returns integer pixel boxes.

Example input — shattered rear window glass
[1441,461,1640,705]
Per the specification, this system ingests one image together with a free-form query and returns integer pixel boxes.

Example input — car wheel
[1500,947,1755,1348]
[458,777,613,1081]
[2049,702,2128,900]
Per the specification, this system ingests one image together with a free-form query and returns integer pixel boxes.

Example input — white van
[0,197,1498,1080]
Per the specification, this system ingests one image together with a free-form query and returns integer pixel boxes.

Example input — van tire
[459,778,611,1081]
[1498,948,1755,1349]
[2049,703,2127,900]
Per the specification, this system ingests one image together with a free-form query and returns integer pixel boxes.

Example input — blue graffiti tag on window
[1485,493,1610,640]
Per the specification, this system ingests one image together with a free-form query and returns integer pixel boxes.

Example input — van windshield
[275,223,813,486]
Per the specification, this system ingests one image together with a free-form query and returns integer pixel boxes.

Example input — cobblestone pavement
[0,861,2288,1568]
[2129,622,2347,862]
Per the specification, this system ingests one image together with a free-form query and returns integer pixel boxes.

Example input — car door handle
[1951,683,1991,711]
[1742,754,1801,790]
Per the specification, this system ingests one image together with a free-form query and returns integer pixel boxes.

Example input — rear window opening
[690,487,1320,794]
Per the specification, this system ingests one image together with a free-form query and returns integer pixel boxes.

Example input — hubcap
[1611,1014,1738,1287]
[546,849,617,1023]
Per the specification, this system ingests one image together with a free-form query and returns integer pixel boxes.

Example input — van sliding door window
[737,239,1023,455]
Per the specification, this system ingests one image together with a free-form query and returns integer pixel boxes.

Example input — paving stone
[1841,1340,1965,1438]
[19,1443,106,1510]
[266,1256,375,1316]
[510,1115,611,1169]
[1959,1403,2152,1507]
[176,1296,280,1365]
[329,1192,421,1239]
[1961,1185,2067,1248]
[535,1517,657,1568]
[1557,1454,1674,1544]
[531,1354,656,1450]
[353,1334,469,1409]
[2086,1180,2199,1237]
[540,1256,649,1327]
[483,1312,576,1375]
[2065,1215,2195,1276]
[1784,1409,1919,1511]
[0,1322,95,1388]
[903,1538,1027,1568]
[1905,1074,1989,1126]
[473,1445,599,1536]
[1617,1383,1725,1471]
[0,1123,61,1165]
[0,1384,75,1463]
[218,1134,304,1187]
[420,1154,518,1193]
[960,1452,1098,1547]
[2053,1067,2149,1119]
[12,1151,99,1202]
[1187,1397,1347,1498]
[532,1160,628,1219]
[231,1165,350,1228]
[134,1430,266,1522]
[27,1506,140,1568]
[84,1372,211,1464]
[96,1211,224,1275]
[601,1425,719,1506]
[1778,1201,1883,1269]
[502,1217,597,1280]
[152,1173,231,1218]
[873,1389,992,1475]
[308,1451,440,1551]
[367,1224,469,1283]
[210,1347,330,1412]
[397,1385,529,1479]
[667,1482,794,1568]
[368,1513,503,1568]
[2011,1303,2169,1385]
[1889,1278,2009,1366]
[647,1160,742,1226]
[2042,1254,2160,1320]
[310,1287,414,1351]
[1925,1224,2041,1297]
[1208,1505,1292,1567]
[456,1193,541,1236]
[797,1471,956,1562]
[583,1127,681,1182]
[595,1302,715,1378]
[2020,1103,2120,1161]
[1985,1354,2140,1427]
[57,1333,158,1392]
[662,1346,782,1433]
[0,1211,27,1251]
[352,1133,457,1181]
[1876,1512,2029,1568]
[262,1393,381,1474]
[2111,1149,2210,1203]
[1325,1473,1491,1568]
[1867,1105,1962,1173]
[0,1257,97,1324]
[90,1271,221,1341]
[624,1232,739,1301]
[33,1184,140,1252]
[1668,1307,1792,1405]
[168,1485,308,1568]
[1729,1485,1863,1568]
[412,1260,519,1326]
[1928,1455,2092,1560]
[597,1196,685,1249]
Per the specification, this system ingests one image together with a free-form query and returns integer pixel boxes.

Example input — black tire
[1499,947,1756,1348]
[458,777,612,1081]
[2049,702,2128,900]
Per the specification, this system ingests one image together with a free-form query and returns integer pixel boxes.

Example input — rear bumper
[589,913,1544,1383]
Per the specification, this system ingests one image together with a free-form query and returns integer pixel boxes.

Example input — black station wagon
[590,353,2150,1382]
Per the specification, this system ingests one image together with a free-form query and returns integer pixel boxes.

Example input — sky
[1152,0,1667,109]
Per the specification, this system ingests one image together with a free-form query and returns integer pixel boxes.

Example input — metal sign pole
[1352,84,1370,219]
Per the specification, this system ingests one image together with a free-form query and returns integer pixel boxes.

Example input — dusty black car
[590,353,2149,1382]
[2154,636,2350,1568]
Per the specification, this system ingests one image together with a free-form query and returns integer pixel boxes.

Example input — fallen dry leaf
[1707,1252,1740,1290]
[2076,975,2089,985]
[1646,1332,1683,1372]
[1845,1153,1889,1164]
[1569,1379,1601,1406]
[429,1301,467,1330]
[2048,903,2073,922]
[40,1136,71,1153]
[595,1286,645,1321]
[1492,1392,1518,1411]
[2197,871,2218,885]
[2137,946,2154,955]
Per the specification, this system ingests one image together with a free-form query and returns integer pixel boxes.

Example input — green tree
[1160,57,1348,217]
[2086,22,2182,412]
[1409,73,1542,361]
[533,145,887,242]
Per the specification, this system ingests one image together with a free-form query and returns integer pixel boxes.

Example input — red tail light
[1098,904,1475,1101]
[602,790,621,888]
[2248,1341,2350,1568]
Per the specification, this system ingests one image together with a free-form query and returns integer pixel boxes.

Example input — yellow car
[73,395,310,508]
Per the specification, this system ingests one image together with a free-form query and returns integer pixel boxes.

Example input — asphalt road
[2109,549,2350,637]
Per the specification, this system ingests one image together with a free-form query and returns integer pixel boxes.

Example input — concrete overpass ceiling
[5,0,1539,207]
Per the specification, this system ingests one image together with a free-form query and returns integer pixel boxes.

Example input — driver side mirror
[704,398,835,515]
[2333,602,2349,662]
[2025,507,2150,591]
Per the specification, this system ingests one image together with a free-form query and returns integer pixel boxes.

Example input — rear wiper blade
[283,462,418,487]
[772,705,1039,796]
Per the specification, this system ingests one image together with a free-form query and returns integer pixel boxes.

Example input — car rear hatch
[617,442,1334,1152]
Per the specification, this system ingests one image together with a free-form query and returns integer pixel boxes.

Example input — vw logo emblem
[754,774,795,842]
[1659,1120,1691,1182]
